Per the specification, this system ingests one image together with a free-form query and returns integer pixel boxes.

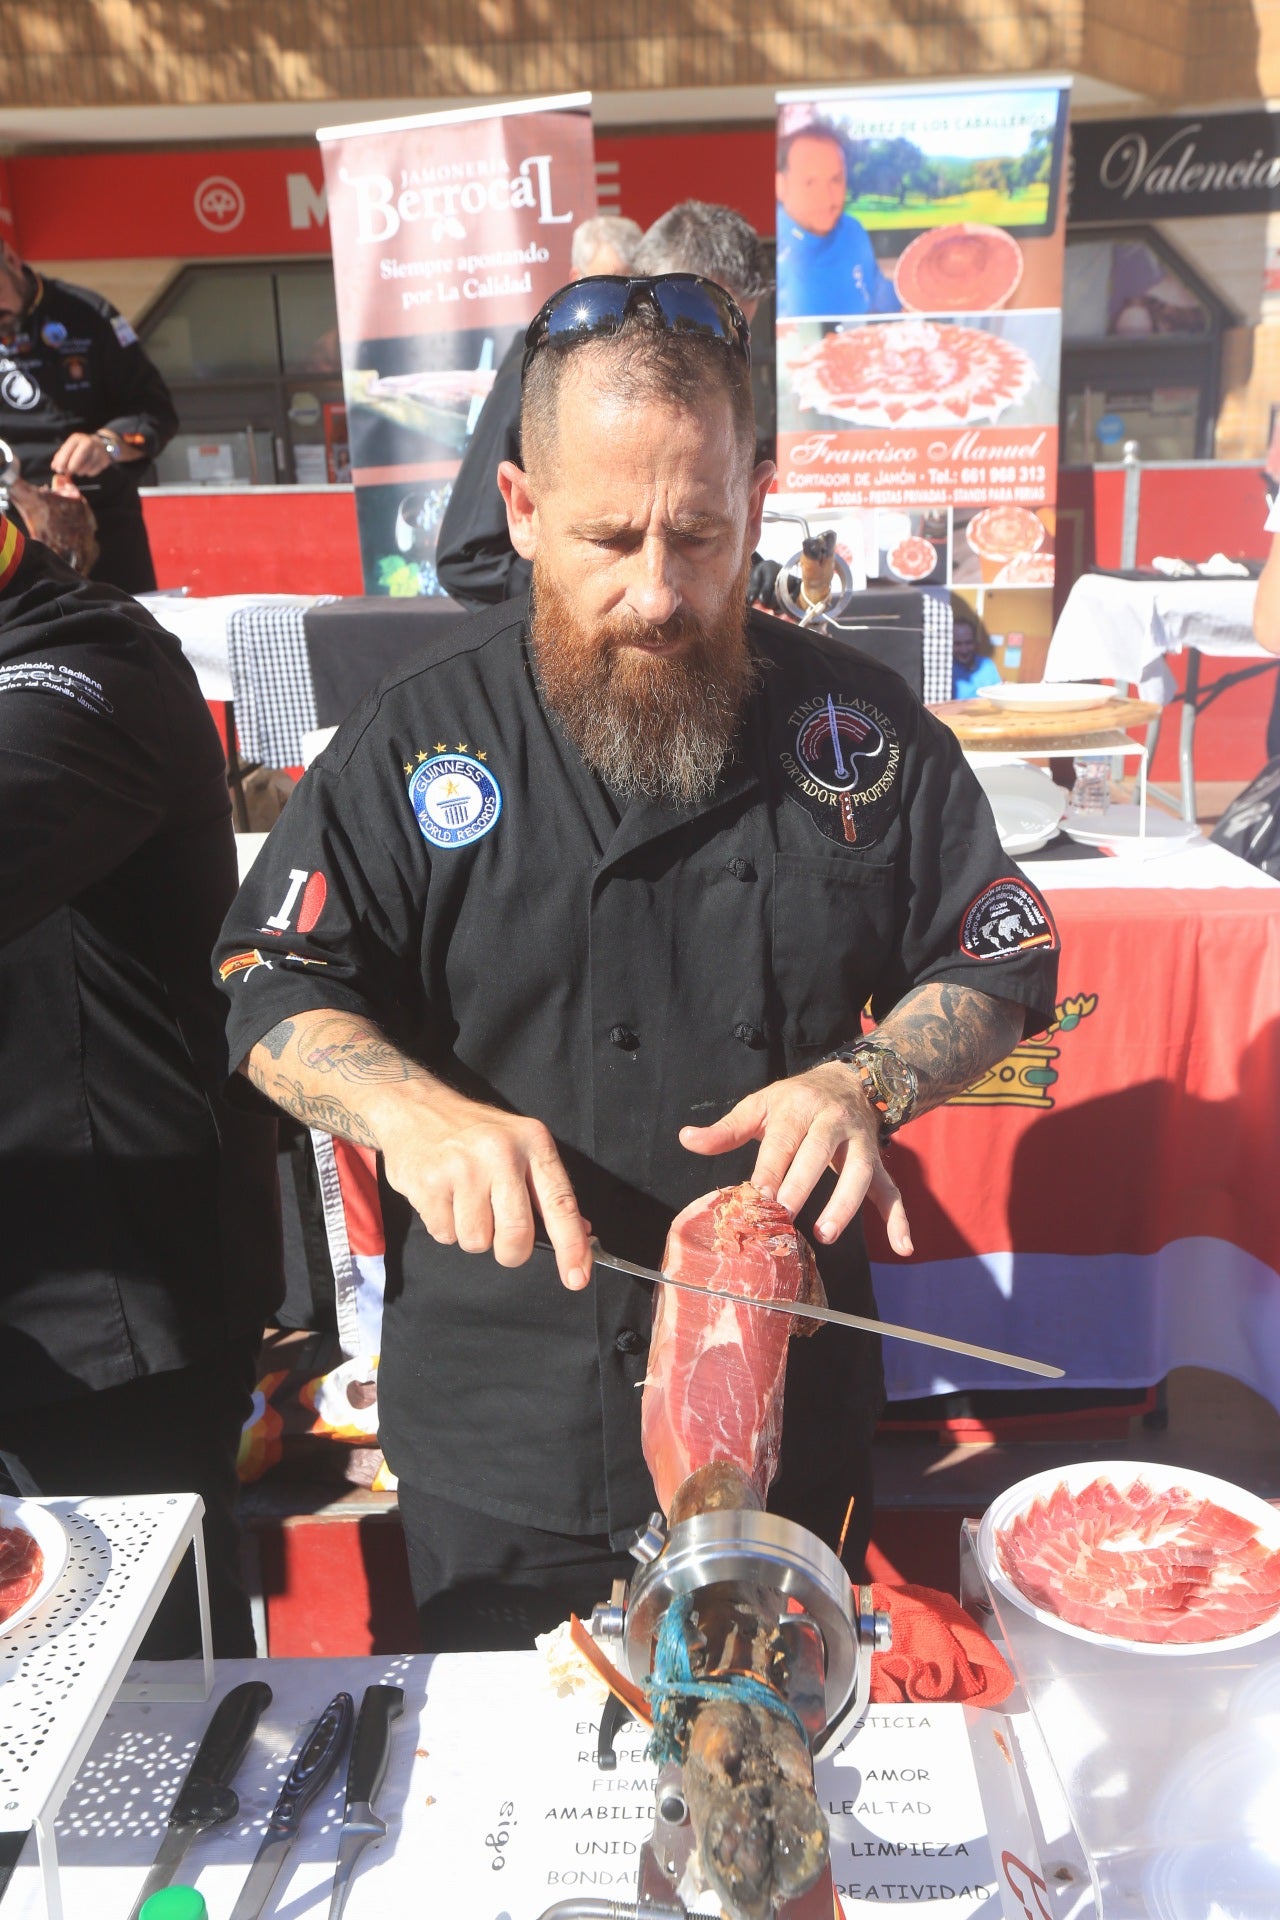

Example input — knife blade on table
[229,1690,354,1920]
[571,1237,1064,1380]
[326,1685,405,1920]
[125,1680,273,1920]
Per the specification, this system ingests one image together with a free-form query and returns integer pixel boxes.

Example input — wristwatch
[822,1038,919,1139]
[95,431,123,461]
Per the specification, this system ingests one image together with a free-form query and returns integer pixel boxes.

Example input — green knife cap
[140,1890,209,1920]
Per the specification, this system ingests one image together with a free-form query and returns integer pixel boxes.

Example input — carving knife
[228,1690,354,1920]
[582,1239,1064,1379]
[125,1680,273,1920]
[326,1685,405,1920]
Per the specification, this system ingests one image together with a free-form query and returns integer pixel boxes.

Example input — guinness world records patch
[407,752,502,849]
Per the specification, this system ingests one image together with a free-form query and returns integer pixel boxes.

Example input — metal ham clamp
[539,1462,889,1920]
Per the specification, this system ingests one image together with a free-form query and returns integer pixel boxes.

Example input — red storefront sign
[5,130,776,261]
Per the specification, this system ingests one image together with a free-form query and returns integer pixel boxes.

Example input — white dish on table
[984,682,1118,713]
[0,1496,70,1636]
[1061,805,1201,852]
[971,761,1066,855]
[978,1459,1280,1656]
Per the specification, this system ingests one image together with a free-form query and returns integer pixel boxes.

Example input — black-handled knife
[229,1691,354,1920]
[327,1685,405,1920]
[126,1680,273,1920]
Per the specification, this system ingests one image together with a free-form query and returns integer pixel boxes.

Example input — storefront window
[1060,227,1229,465]
[140,263,343,485]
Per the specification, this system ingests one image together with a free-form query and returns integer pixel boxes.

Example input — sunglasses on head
[521,273,751,380]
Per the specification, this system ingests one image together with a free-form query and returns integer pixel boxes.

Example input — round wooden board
[930,694,1161,751]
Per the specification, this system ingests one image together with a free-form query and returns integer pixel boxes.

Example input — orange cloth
[868,1581,1014,1706]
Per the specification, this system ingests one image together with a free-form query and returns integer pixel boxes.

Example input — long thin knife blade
[590,1242,1063,1379]
[127,1679,273,1920]
[327,1685,404,1920]
[230,1691,353,1920]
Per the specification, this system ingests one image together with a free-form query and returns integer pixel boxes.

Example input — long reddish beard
[528,554,758,805]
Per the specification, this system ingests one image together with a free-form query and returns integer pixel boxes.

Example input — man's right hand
[244,1010,592,1290]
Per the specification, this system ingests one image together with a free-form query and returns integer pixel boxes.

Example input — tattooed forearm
[876,981,1025,1114]
[267,1074,378,1146]
[298,1015,428,1084]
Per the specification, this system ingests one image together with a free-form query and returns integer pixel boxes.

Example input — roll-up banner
[318,94,596,596]
[772,78,1070,630]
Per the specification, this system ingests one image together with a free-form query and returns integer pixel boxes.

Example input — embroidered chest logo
[960,879,1057,961]
[780,693,901,845]
[406,744,502,849]
[0,363,40,411]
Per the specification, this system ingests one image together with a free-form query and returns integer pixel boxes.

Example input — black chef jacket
[435,336,529,610]
[0,275,178,593]
[0,519,282,1408]
[216,600,1058,1539]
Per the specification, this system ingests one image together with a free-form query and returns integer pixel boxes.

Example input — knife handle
[272,1692,353,1836]
[346,1685,404,1810]
[171,1680,274,1828]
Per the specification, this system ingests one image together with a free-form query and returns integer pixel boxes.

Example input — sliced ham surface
[641,1184,824,1515]
[0,1523,43,1625]
[996,1476,1280,1644]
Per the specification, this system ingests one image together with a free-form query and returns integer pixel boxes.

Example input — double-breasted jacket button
[614,1328,646,1355]
[609,1025,640,1050]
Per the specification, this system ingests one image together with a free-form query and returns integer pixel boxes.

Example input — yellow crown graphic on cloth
[948,993,1098,1110]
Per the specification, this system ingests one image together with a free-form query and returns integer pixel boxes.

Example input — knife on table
[228,1690,354,1920]
[326,1685,405,1920]
[125,1680,273,1920]
[552,1236,1063,1380]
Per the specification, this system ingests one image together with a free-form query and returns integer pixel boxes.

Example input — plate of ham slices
[0,1498,68,1637]
[979,1461,1280,1653]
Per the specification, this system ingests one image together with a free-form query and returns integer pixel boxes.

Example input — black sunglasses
[522,273,751,380]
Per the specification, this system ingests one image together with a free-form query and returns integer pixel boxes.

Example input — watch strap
[822,1039,918,1137]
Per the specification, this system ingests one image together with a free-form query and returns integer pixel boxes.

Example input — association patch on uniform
[960,879,1058,961]
[41,321,67,348]
[406,749,502,849]
[779,692,901,846]
[0,364,40,411]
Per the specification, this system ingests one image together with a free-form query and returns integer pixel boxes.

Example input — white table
[1046,572,1278,820]
[1,1654,1003,1919]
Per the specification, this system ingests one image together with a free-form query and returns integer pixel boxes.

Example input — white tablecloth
[1045,573,1266,702]
[1024,835,1278,891]
[3,1656,999,1920]
[136,593,314,702]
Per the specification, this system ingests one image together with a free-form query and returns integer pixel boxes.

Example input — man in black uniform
[0,512,282,1654]
[0,242,178,593]
[216,276,1058,1649]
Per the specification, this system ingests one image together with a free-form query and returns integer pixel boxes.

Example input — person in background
[951,612,1004,700]
[0,242,178,593]
[435,215,643,609]
[776,121,901,321]
[0,512,282,1655]
[629,200,773,328]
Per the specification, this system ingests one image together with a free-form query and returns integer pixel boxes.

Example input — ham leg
[641,1184,825,1515]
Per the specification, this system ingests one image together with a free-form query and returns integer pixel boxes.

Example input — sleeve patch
[111,313,139,347]
[960,879,1057,960]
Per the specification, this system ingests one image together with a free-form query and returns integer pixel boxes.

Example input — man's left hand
[679,1063,913,1255]
[50,432,115,479]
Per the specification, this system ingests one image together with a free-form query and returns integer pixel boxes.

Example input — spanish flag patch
[0,515,24,592]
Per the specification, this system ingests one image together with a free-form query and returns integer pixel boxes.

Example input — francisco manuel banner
[319,95,595,596]
[772,79,1070,598]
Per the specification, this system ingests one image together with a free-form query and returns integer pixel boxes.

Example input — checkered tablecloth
[227,599,334,766]
[920,588,954,706]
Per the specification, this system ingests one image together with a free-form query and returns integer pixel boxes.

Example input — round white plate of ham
[979,1460,1280,1654]
[0,1497,69,1637]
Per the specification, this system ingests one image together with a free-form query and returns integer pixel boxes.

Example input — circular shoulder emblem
[960,879,1057,960]
[407,752,502,849]
[1,365,41,411]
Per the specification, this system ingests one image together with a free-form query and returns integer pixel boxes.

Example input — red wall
[142,490,364,597]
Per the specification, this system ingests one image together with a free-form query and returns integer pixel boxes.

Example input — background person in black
[0,241,178,593]
[216,278,1058,1651]
[0,514,282,1655]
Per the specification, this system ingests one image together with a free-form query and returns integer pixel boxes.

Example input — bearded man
[216,275,1058,1649]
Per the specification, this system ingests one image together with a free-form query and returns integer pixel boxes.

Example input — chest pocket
[772,851,897,1060]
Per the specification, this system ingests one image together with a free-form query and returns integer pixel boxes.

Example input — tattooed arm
[681,982,1024,1258]
[242,1010,592,1290]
